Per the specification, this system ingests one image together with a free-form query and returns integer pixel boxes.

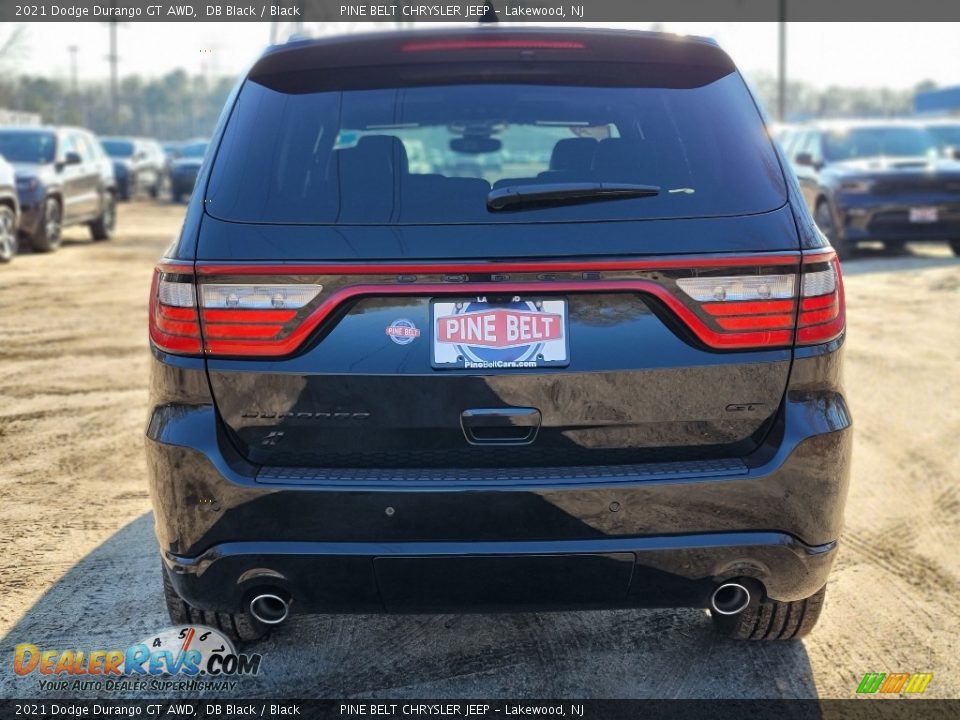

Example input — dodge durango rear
[146,27,852,643]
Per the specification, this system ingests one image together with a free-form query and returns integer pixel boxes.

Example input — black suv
[147,28,851,643]
[0,126,116,252]
[782,120,960,257]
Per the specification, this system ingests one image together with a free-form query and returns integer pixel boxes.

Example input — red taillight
[675,272,797,348]
[149,252,845,359]
[148,264,202,355]
[149,262,325,357]
[197,282,323,355]
[797,254,845,345]
[401,39,585,52]
[672,250,845,349]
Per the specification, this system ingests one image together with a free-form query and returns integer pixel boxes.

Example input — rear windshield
[206,73,786,224]
[823,127,939,162]
[925,125,960,150]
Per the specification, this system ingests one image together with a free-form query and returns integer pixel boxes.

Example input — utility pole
[68,44,81,124]
[107,21,119,132]
[777,0,787,122]
[68,45,78,94]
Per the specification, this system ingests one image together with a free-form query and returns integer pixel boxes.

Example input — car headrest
[337,135,409,181]
[591,138,644,179]
[549,138,598,172]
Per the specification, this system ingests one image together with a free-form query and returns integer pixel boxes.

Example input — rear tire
[161,563,269,644]
[815,200,851,260]
[949,239,960,257]
[29,196,63,253]
[0,205,17,263]
[712,585,827,640]
[89,193,116,241]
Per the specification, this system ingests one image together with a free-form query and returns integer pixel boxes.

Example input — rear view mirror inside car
[450,136,502,154]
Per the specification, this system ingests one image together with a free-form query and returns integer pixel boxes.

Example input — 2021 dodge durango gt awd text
[146,28,852,643]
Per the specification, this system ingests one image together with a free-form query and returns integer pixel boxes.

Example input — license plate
[909,207,938,223]
[431,297,569,369]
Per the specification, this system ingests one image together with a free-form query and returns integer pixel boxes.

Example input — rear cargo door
[192,37,803,470]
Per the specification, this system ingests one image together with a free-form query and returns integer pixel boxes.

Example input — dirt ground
[0,201,958,699]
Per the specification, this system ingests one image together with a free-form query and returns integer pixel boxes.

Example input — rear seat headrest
[337,135,409,178]
[591,138,644,178]
[549,137,598,171]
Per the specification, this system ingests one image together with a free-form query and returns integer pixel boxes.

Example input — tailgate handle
[461,408,541,446]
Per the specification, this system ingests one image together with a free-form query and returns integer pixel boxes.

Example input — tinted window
[74,133,96,162]
[207,74,786,224]
[777,130,796,158]
[58,133,77,160]
[180,142,207,158]
[101,139,135,158]
[925,125,960,149]
[0,131,56,164]
[823,126,938,162]
[799,131,822,163]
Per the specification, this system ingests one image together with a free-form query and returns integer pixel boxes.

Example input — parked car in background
[100,136,165,200]
[0,153,20,263]
[0,126,116,252]
[161,141,184,162]
[919,119,960,159]
[168,139,208,202]
[781,120,960,257]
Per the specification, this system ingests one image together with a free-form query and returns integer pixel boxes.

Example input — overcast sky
[7,22,960,90]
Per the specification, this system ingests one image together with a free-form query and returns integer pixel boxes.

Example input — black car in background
[100,137,166,200]
[168,139,207,202]
[781,121,960,257]
[0,153,20,263]
[148,28,851,644]
[0,127,116,252]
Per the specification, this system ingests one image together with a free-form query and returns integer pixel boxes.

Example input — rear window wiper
[487,182,661,212]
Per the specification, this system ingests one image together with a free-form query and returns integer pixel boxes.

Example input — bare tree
[0,25,28,70]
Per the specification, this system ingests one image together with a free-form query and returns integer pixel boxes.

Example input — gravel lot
[0,202,958,699]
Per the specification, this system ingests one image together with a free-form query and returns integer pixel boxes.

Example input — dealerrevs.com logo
[856,672,933,695]
[13,626,262,692]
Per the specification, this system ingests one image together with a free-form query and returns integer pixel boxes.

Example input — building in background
[915,86,960,116]
[0,109,41,126]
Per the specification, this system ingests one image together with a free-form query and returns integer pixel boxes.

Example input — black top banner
[2,700,960,720]
[4,0,960,22]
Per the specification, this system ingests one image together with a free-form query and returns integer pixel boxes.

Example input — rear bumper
[165,533,837,614]
[146,343,852,614]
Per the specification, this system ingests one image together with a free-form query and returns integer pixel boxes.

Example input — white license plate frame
[431,297,570,370]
